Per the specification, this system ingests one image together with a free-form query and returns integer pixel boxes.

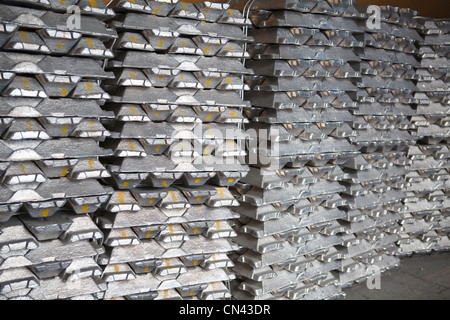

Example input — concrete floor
[343,252,450,300]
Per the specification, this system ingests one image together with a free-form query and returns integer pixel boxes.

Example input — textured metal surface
[0,0,448,301]
[230,0,367,300]
[0,0,115,300]
[93,0,252,300]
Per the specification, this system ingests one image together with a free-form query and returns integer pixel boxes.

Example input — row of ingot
[0,0,117,300]
[91,183,241,300]
[228,0,368,300]
[92,0,254,300]
[398,18,450,256]
[334,4,425,288]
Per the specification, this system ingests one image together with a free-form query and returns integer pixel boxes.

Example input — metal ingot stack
[332,5,421,288]
[399,18,450,255]
[96,0,252,300]
[229,0,367,300]
[0,0,117,299]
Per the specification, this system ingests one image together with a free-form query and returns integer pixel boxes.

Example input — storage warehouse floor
[344,252,450,300]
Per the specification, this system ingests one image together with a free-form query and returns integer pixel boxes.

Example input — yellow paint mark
[121,231,127,239]
[205,78,212,87]
[212,253,217,261]
[196,196,202,202]
[26,120,33,130]
[144,265,149,273]
[206,124,214,137]
[88,120,95,131]
[86,82,94,93]
[190,290,194,297]
[86,37,94,48]
[146,230,151,239]
[180,75,185,82]
[88,158,95,169]
[203,146,210,155]
[60,0,65,4]
[149,197,154,205]
[114,265,119,273]
[155,112,160,116]
[130,107,136,115]
[23,78,30,91]
[61,167,69,177]
[168,225,174,235]
[218,188,224,199]
[129,0,135,3]
[181,40,186,47]
[118,192,124,204]
[20,164,27,175]
[193,260,198,266]
[195,178,200,184]
[229,9,233,17]
[163,290,169,299]
[82,204,89,213]
[129,35,136,43]
[42,208,49,218]
[193,227,198,234]
[205,113,212,121]
[156,145,161,152]
[61,85,68,97]
[162,180,167,187]
[158,37,164,48]
[181,2,187,10]
[203,45,211,54]
[89,0,97,8]
[165,258,172,270]
[168,190,177,202]
[230,111,236,117]
[130,72,136,79]
[158,76,163,81]
[227,45,232,51]
[123,181,129,188]
[20,31,28,43]
[203,8,210,15]
[128,142,134,151]
[226,77,231,84]
[215,221,221,231]
[228,178,234,183]
[153,3,162,15]
[57,41,63,50]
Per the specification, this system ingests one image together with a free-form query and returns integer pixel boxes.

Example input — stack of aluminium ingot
[0,0,117,299]
[96,0,252,300]
[333,5,421,288]
[229,0,366,300]
[399,18,450,255]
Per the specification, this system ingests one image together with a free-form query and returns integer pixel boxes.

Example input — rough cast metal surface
[0,0,116,300]
[96,0,252,300]
[0,0,448,300]
[230,0,366,300]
